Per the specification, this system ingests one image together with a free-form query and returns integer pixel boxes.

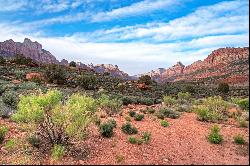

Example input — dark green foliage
[160,120,169,127]
[233,135,246,145]
[208,125,223,144]
[77,73,97,90]
[107,119,117,128]
[134,114,144,121]
[129,110,136,117]
[45,64,67,84]
[99,122,115,138]
[184,85,195,94]
[236,98,249,111]
[69,61,76,67]
[0,126,8,144]
[13,55,34,66]
[142,131,151,144]
[139,97,154,106]
[156,108,180,119]
[2,91,18,109]
[27,135,41,148]
[0,56,5,64]
[128,137,137,144]
[218,83,230,93]
[121,122,138,135]
[147,108,156,114]
[138,75,152,85]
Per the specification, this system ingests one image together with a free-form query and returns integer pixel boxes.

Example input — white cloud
[0,0,28,12]
[91,0,183,22]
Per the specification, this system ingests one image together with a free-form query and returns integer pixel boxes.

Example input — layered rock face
[0,38,59,64]
[143,47,249,85]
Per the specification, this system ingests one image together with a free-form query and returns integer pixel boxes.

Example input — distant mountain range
[0,38,249,85]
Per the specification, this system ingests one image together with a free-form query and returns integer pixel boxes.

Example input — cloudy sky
[0,0,249,75]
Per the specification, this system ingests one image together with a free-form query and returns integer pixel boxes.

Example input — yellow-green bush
[12,90,96,145]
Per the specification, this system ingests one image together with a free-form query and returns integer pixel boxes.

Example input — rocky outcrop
[141,47,249,85]
[0,38,59,64]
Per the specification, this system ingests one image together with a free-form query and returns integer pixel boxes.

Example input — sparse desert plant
[0,99,14,118]
[45,64,67,84]
[156,108,180,119]
[99,119,117,138]
[129,110,136,117]
[138,75,152,85]
[4,139,18,151]
[163,95,176,107]
[27,135,41,148]
[177,92,192,101]
[0,126,8,144]
[208,125,223,144]
[147,108,156,114]
[98,94,123,116]
[77,73,97,90]
[107,119,117,128]
[237,117,248,128]
[13,54,34,66]
[233,135,246,145]
[125,116,131,122]
[218,83,229,93]
[128,136,137,144]
[12,90,96,145]
[231,98,249,111]
[51,144,65,160]
[160,120,169,127]
[115,154,125,163]
[2,91,18,109]
[134,113,144,121]
[121,122,138,135]
[142,131,151,144]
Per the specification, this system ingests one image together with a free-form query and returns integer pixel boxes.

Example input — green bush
[129,110,136,117]
[218,83,229,93]
[107,119,117,128]
[138,75,152,85]
[142,131,151,144]
[156,108,180,119]
[99,122,115,138]
[208,125,223,144]
[122,96,138,105]
[160,120,169,127]
[134,114,144,121]
[231,98,249,111]
[233,135,246,145]
[97,94,123,116]
[77,73,97,90]
[128,137,137,144]
[13,55,33,66]
[0,126,8,144]
[237,117,248,128]
[121,122,138,135]
[177,92,192,101]
[0,99,14,118]
[2,91,18,109]
[51,144,65,160]
[163,95,176,107]
[147,108,156,114]
[12,90,96,145]
[4,139,17,151]
[45,64,67,84]
[0,56,5,64]
[138,97,154,106]
[27,135,41,148]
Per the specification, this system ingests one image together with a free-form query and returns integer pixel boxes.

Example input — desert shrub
[134,114,144,121]
[45,64,67,84]
[27,135,41,148]
[0,56,5,64]
[122,96,138,105]
[2,91,18,109]
[237,117,248,128]
[176,104,191,112]
[196,96,230,122]
[115,154,125,163]
[69,61,76,67]
[128,137,137,144]
[208,125,223,144]
[138,75,152,85]
[142,131,151,144]
[107,119,117,128]
[0,85,6,95]
[51,144,65,160]
[177,92,192,101]
[218,83,229,93]
[184,85,195,94]
[77,73,97,90]
[125,116,131,122]
[4,139,18,151]
[13,55,33,66]
[0,99,14,118]
[156,108,180,119]
[147,108,156,114]
[138,97,154,106]
[163,95,176,107]
[93,115,101,126]
[99,122,115,138]
[0,126,8,144]
[97,94,123,116]
[129,110,136,117]
[18,82,39,90]
[121,122,138,135]
[12,90,96,145]
[14,70,25,80]
[233,135,246,145]
[137,138,143,145]
[160,120,169,127]
[231,98,249,111]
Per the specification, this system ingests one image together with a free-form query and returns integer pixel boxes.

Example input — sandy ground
[0,106,249,165]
